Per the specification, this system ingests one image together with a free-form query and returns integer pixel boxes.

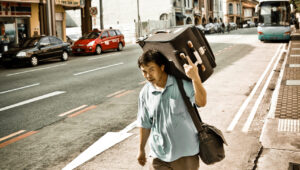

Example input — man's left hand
[183,55,201,81]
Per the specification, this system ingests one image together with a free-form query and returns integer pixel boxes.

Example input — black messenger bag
[138,25,216,83]
[175,77,227,165]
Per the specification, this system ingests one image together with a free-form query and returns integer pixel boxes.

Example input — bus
[256,0,292,41]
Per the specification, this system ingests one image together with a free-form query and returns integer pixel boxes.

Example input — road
[0,27,288,169]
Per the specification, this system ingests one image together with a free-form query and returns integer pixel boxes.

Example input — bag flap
[203,124,228,145]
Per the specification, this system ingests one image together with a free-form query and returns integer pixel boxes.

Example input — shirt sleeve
[182,80,195,104]
[137,96,152,129]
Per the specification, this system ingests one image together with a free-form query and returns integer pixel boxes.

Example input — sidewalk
[65,33,300,170]
[255,31,300,169]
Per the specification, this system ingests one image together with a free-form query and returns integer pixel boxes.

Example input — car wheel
[117,43,123,51]
[30,56,38,67]
[95,45,102,55]
[61,51,68,61]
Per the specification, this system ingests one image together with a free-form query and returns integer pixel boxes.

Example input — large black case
[138,25,216,83]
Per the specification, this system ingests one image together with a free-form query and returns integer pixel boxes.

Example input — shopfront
[0,1,35,52]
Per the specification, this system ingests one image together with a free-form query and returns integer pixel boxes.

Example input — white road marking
[58,105,88,117]
[227,44,283,132]
[106,90,126,97]
[268,43,290,119]
[259,41,290,142]
[73,63,124,76]
[0,83,40,95]
[88,54,116,61]
[6,64,66,76]
[242,44,284,133]
[0,130,26,142]
[0,91,66,112]
[62,121,137,170]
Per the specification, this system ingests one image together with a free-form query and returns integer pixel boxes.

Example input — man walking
[136,49,207,170]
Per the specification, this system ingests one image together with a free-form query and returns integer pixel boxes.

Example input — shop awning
[176,13,186,19]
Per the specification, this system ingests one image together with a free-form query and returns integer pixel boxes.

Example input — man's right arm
[137,127,151,166]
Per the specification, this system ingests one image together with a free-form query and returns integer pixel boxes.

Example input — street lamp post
[99,0,103,29]
[239,0,242,28]
[137,0,141,38]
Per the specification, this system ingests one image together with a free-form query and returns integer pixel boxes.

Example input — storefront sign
[0,2,31,16]
[55,0,82,7]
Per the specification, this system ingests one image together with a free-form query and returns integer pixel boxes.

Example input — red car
[72,28,125,55]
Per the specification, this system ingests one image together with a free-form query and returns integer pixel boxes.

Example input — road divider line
[0,91,66,112]
[227,44,283,132]
[0,131,38,149]
[68,105,97,118]
[106,90,126,98]
[259,41,291,142]
[59,105,88,117]
[88,54,116,61]
[0,83,40,95]
[73,63,124,76]
[114,90,133,98]
[0,130,26,143]
[242,44,285,133]
[6,64,66,76]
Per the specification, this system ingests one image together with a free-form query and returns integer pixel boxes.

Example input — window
[49,37,62,45]
[101,31,109,38]
[229,3,233,15]
[115,30,122,35]
[160,13,168,20]
[40,37,50,44]
[108,30,116,36]
[237,4,241,15]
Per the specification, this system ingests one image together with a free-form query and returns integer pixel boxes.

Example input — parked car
[0,36,71,67]
[243,21,255,28]
[196,24,205,33]
[229,22,238,30]
[204,23,216,34]
[213,23,222,33]
[72,28,125,55]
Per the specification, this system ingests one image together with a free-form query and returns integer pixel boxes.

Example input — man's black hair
[138,49,169,69]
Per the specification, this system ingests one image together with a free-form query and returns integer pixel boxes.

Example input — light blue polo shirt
[137,75,199,162]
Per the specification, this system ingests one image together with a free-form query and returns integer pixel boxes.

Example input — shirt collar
[149,75,174,94]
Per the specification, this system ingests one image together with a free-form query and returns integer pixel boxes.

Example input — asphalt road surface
[0,27,288,169]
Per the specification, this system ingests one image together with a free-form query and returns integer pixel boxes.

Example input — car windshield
[21,37,41,48]
[80,32,101,39]
[259,1,290,26]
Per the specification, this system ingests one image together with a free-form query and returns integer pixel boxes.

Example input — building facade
[0,0,82,49]
[90,0,217,43]
[223,0,258,25]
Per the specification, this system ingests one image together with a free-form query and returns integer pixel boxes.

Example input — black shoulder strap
[175,77,203,132]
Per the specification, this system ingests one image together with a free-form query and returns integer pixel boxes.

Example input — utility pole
[46,0,55,36]
[99,0,103,29]
[81,0,92,35]
[204,0,209,24]
[137,0,141,37]
[239,0,242,28]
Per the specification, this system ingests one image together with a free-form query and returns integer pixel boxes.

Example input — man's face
[140,61,165,85]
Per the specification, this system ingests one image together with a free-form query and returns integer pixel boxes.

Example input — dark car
[1,36,71,67]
